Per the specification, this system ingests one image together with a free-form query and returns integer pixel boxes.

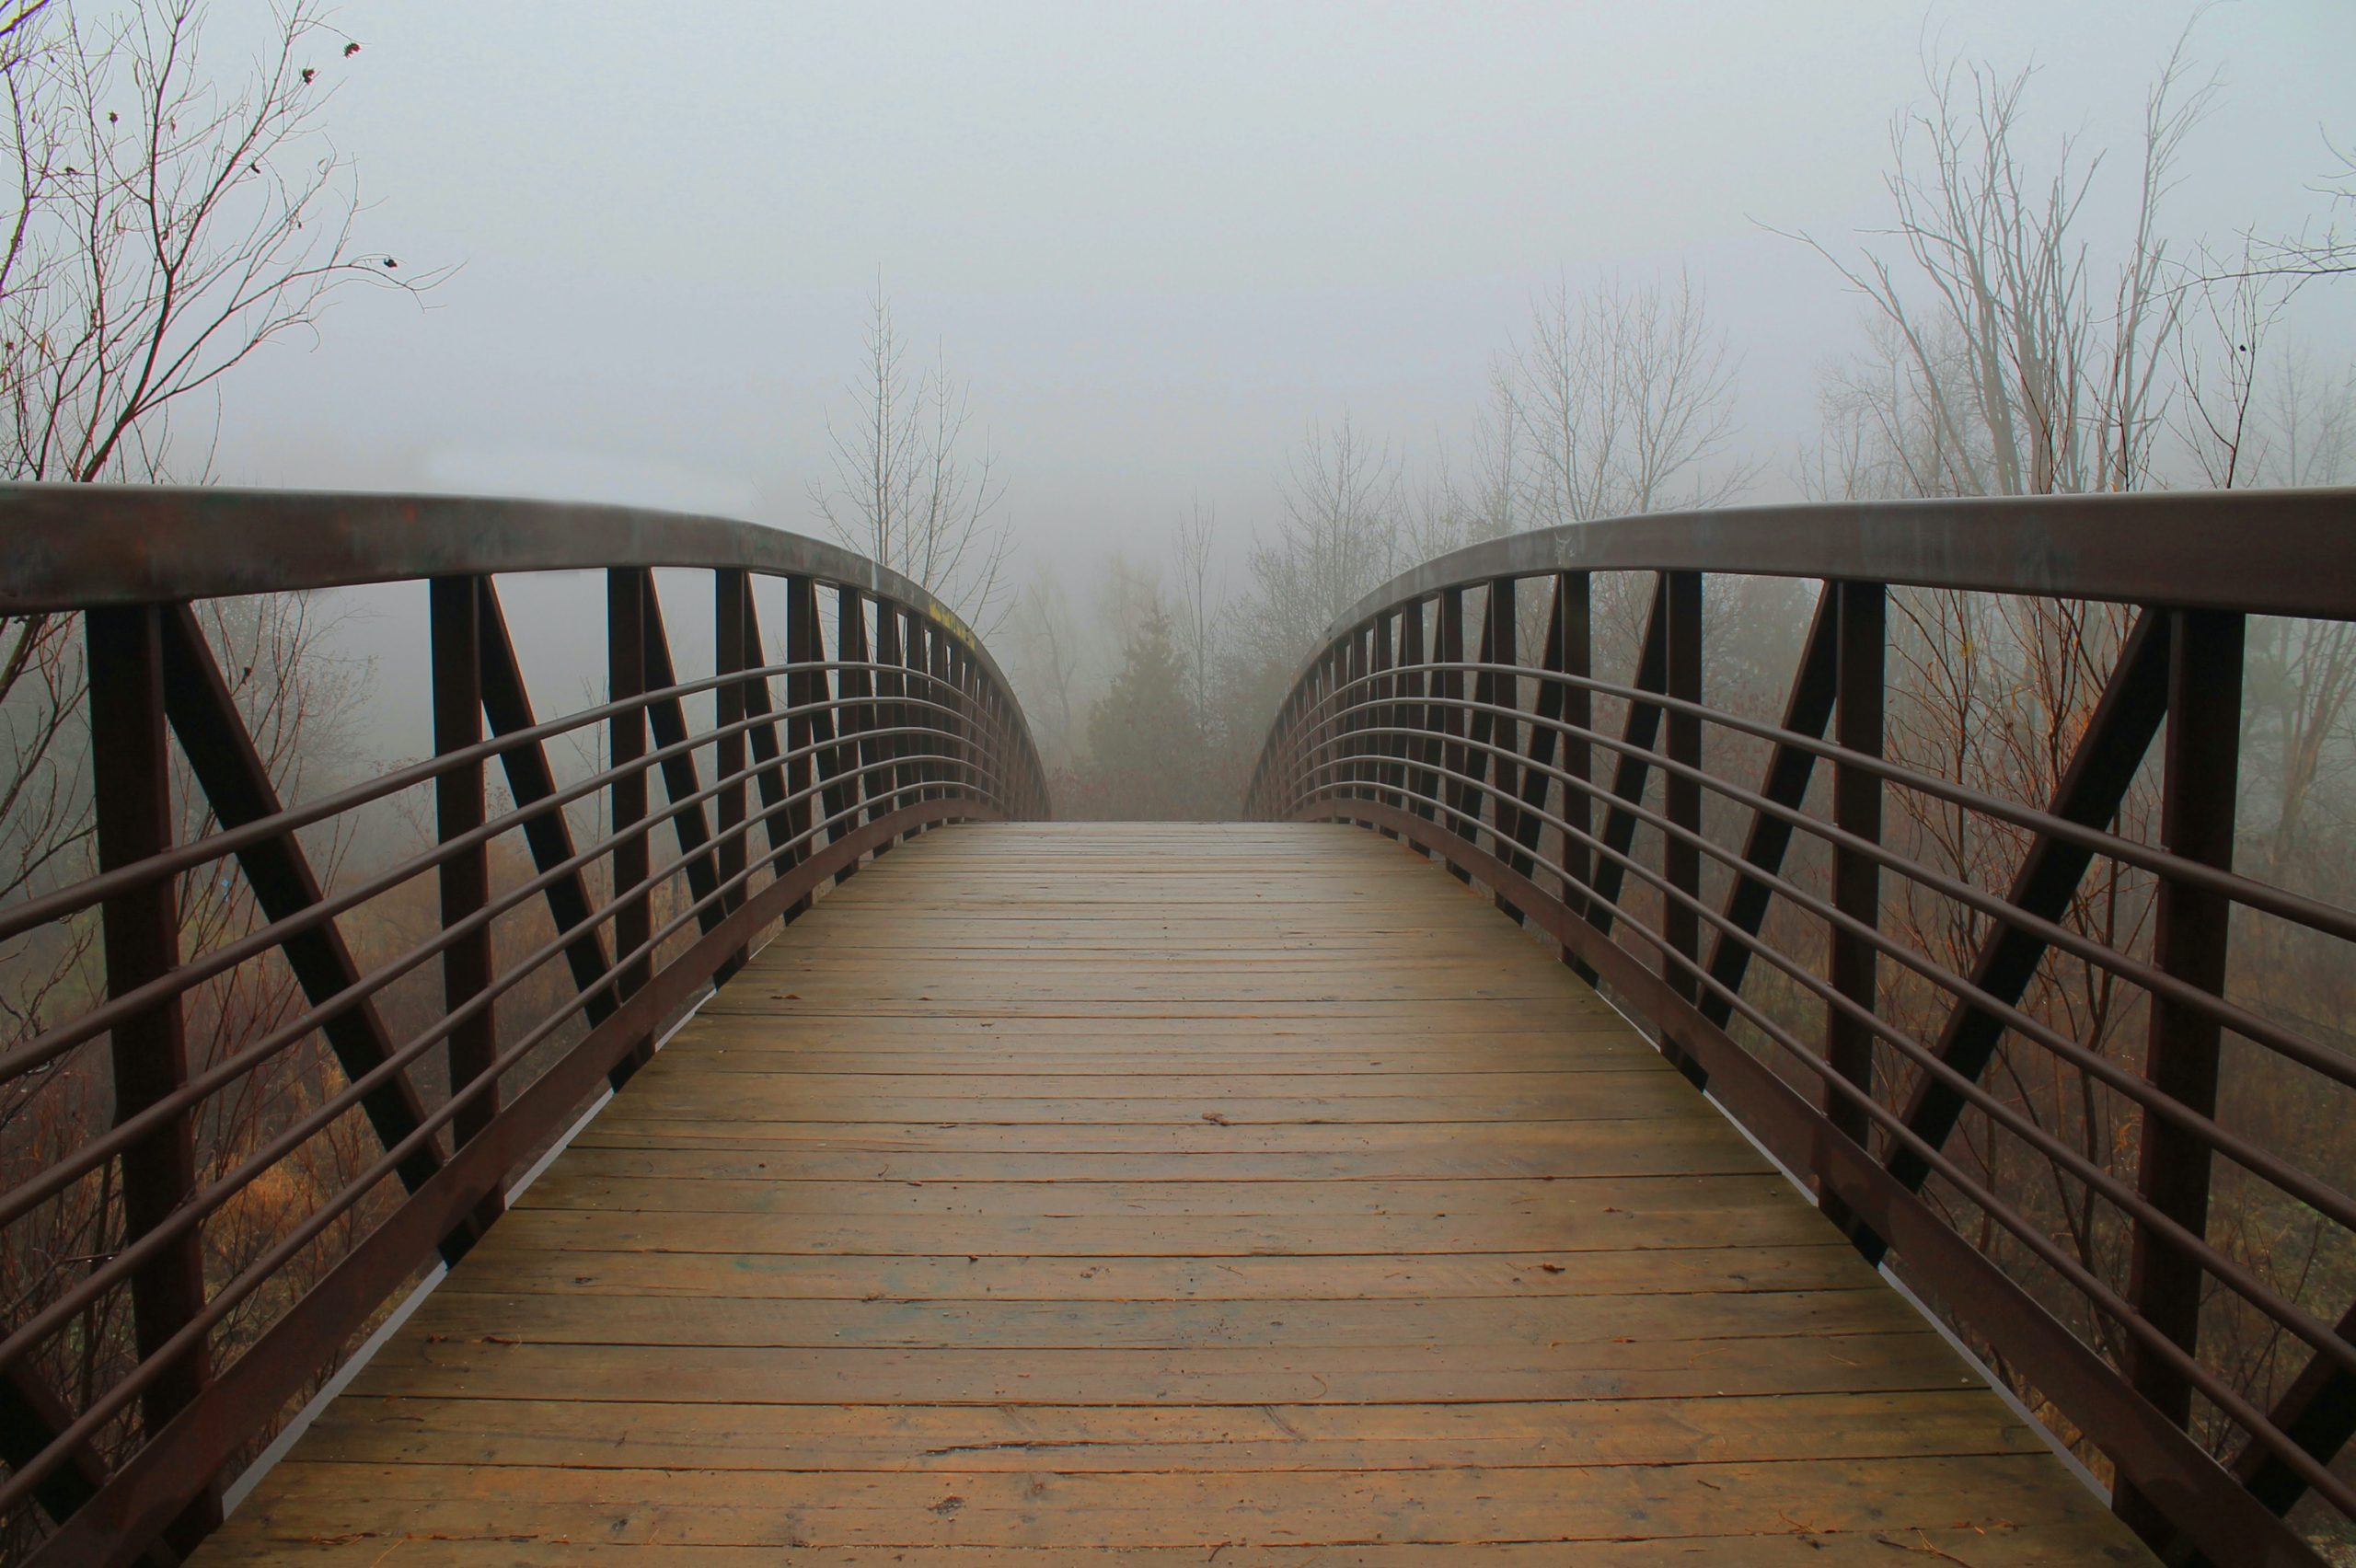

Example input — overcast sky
[212,0,2356,580]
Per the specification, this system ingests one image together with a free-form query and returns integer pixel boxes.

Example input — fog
[178,0,2356,762]
[213,3,2354,521]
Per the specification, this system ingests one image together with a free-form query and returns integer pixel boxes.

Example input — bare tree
[2223,134,2356,285]
[1006,564,1083,767]
[0,0,418,483]
[1783,30,2356,1498]
[812,287,1012,632]
[1510,268,1750,525]
[0,0,414,1041]
[1239,414,1402,657]
[1782,34,2214,498]
[1172,499,1219,734]
[0,10,423,1545]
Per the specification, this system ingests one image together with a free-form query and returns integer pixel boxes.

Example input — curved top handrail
[1319,488,2356,644]
[0,483,1024,709]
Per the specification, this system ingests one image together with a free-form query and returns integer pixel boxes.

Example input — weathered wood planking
[199,823,2151,1564]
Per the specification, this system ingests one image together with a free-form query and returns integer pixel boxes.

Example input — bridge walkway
[200,823,2148,1564]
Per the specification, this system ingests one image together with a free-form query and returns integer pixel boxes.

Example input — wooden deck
[202,823,2151,1564]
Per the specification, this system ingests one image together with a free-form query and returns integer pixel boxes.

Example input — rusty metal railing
[1248,490,2356,1568]
[0,487,1047,1564]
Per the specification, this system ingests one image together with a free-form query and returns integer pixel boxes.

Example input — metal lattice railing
[0,487,1047,1564]
[1249,489,2356,1568]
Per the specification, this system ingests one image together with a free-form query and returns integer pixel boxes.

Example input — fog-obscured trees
[1510,269,1750,526]
[813,288,1012,632]
[1072,602,1223,820]
[0,0,402,1046]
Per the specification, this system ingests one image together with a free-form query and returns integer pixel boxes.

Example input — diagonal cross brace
[0,1362,177,1563]
[2226,1295,2356,1531]
[472,581,618,1032]
[1582,573,1671,940]
[733,591,792,862]
[1502,575,1570,887]
[1865,607,2173,1257]
[154,607,480,1262]
[630,577,727,946]
[1698,582,1841,1030]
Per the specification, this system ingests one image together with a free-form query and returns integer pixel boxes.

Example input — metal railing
[0,487,1047,1564]
[1248,490,2356,1568]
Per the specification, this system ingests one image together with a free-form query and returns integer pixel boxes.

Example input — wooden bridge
[0,490,2351,1565]
[201,823,2137,1562]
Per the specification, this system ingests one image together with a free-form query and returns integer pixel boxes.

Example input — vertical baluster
[429,577,502,1231]
[1822,580,1885,1228]
[2115,608,2246,1548]
[1662,571,1703,1002]
[87,604,220,1550]
[606,568,654,1085]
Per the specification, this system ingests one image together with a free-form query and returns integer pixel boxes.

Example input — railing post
[1557,571,1593,925]
[1821,580,1884,1232]
[429,576,503,1234]
[836,587,879,837]
[1357,621,1376,800]
[1437,588,1471,882]
[1369,617,1396,827]
[1507,573,1570,888]
[1487,577,1523,899]
[714,568,752,966]
[1460,590,1498,847]
[923,622,951,804]
[1662,571,1703,1002]
[951,642,976,802]
[2115,607,2246,1549]
[783,576,824,896]
[874,601,909,816]
[606,568,654,1085]
[86,603,220,1551]
[1400,598,1431,822]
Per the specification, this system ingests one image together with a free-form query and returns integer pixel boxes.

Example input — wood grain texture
[198,824,2150,1565]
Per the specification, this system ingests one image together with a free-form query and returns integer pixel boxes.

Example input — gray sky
[214,0,2356,579]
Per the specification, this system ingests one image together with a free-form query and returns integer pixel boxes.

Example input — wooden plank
[198,1527,2158,1565]
[344,1333,1977,1404]
[509,1173,1797,1217]
[201,823,2147,1566]
[296,1389,2049,1470]
[219,1454,2120,1547]
[439,1246,1871,1302]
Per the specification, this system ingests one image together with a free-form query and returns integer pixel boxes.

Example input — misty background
[179,0,2356,769]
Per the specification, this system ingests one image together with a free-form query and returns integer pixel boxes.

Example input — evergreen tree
[1082,604,1211,818]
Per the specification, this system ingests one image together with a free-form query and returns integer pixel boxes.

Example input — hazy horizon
[199,3,2354,562]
